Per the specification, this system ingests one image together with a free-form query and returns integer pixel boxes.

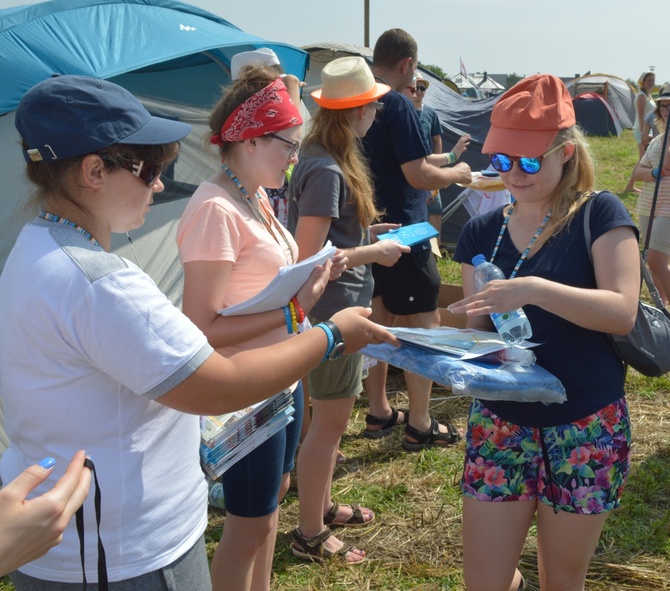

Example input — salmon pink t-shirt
[177,181,298,357]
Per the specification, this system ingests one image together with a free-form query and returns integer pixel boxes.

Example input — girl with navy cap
[0,74,396,591]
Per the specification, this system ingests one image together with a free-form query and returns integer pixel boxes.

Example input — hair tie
[210,134,224,146]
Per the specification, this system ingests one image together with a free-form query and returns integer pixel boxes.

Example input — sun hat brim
[311,82,390,110]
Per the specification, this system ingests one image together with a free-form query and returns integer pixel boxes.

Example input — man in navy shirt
[362,29,471,451]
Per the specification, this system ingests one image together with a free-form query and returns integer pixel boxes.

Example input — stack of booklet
[200,389,295,479]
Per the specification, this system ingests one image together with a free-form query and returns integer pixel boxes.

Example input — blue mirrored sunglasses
[490,142,566,175]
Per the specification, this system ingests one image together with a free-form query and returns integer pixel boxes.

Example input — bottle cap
[472,254,486,266]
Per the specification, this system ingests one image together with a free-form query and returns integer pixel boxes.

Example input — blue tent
[0,0,308,114]
[0,0,309,301]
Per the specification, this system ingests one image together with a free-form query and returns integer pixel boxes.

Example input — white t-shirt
[0,219,213,583]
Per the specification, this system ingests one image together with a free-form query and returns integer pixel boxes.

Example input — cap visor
[120,116,191,145]
[482,125,559,157]
[312,83,391,110]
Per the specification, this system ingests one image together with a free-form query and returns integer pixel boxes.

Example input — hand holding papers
[388,326,536,361]
[219,242,336,316]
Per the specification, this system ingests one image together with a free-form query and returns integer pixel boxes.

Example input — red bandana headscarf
[211,78,302,145]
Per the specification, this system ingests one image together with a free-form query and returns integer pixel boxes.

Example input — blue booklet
[376,222,438,247]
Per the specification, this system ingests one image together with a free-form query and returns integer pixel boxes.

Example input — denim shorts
[461,397,631,515]
[221,383,303,517]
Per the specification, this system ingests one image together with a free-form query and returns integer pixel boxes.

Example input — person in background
[409,73,471,234]
[633,86,670,305]
[362,28,471,451]
[1,73,394,591]
[624,70,656,193]
[449,74,639,591]
[176,66,349,591]
[288,56,409,564]
[0,452,90,577]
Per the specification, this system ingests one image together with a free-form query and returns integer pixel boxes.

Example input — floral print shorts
[461,397,631,515]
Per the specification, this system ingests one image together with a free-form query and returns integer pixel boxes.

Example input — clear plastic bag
[362,343,566,405]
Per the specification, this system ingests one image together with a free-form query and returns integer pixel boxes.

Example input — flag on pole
[460,57,468,79]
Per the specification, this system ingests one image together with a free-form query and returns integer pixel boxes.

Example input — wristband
[314,322,335,361]
[652,167,659,179]
[283,305,293,334]
[444,152,456,166]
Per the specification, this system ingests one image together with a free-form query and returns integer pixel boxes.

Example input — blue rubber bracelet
[283,306,293,334]
[652,167,659,179]
[314,323,335,362]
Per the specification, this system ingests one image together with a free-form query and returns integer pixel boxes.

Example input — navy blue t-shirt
[362,90,431,232]
[453,191,637,427]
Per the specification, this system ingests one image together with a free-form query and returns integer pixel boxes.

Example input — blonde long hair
[302,106,380,227]
[532,125,596,250]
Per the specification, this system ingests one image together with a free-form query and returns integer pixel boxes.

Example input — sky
[0,0,665,85]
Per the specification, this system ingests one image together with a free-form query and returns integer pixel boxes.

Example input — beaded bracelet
[283,305,293,334]
[288,300,299,333]
[291,296,305,323]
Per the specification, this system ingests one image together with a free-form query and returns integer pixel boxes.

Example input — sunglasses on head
[490,142,567,175]
[265,132,300,159]
[101,155,165,187]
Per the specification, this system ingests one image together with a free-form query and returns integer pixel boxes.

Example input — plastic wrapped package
[362,342,566,405]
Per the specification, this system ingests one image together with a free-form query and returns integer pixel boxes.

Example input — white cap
[231,48,281,80]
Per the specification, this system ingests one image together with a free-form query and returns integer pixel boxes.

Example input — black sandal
[402,417,462,451]
[290,527,365,565]
[363,406,409,439]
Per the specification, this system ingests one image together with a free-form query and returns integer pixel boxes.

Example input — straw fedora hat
[311,56,390,109]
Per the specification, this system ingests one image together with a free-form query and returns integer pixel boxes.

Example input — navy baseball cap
[16,74,192,162]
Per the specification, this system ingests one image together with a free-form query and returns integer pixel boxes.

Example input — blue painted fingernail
[38,457,56,469]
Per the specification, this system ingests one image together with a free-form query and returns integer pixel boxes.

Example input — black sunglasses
[415,86,427,92]
[406,86,417,95]
[101,155,165,187]
[265,133,300,159]
[490,142,566,175]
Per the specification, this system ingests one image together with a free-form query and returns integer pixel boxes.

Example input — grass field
[2,130,669,591]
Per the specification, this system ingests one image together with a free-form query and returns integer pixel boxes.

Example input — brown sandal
[323,501,374,528]
[290,527,365,565]
[363,406,409,439]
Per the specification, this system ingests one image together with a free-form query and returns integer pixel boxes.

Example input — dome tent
[572,92,623,137]
[565,73,637,129]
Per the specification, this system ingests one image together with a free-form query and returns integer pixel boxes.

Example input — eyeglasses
[659,103,670,111]
[369,101,384,112]
[100,155,165,187]
[406,86,417,95]
[266,133,300,159]
[415,86,427,92]
[490,142,567,175]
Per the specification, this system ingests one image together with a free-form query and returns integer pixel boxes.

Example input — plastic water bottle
[471,254,532,346]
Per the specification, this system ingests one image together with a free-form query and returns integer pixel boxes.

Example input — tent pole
[364,0,369,47]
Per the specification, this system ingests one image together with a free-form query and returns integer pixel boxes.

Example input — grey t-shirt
[287,145,373,320]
